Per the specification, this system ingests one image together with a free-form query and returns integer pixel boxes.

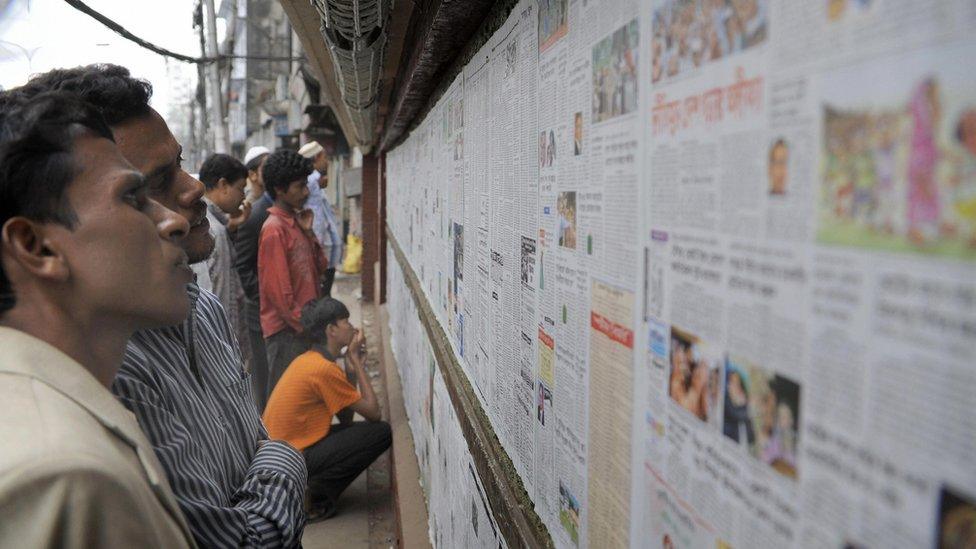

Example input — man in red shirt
[258,149,329,395]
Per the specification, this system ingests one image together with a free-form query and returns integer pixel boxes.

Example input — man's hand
[297,208,315,233]
[227,201,252,233]
[348,329,367,364]
[344,361,359,385]
[342,327,382,422]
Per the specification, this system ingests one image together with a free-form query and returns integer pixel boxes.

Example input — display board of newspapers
[387,248,506,548]
[386,0,976,547]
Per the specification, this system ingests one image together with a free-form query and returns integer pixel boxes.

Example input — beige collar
[0,327,196,546]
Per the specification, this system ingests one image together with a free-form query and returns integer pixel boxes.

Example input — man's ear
[1,218,70,283]
[217,177,230,191]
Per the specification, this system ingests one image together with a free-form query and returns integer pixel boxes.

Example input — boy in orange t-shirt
[263,297,390,520]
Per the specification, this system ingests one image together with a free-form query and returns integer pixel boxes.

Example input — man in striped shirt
[13,65,308,547]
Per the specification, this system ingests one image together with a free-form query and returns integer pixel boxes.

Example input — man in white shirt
[192,153,251,347]
[299,140,343,296]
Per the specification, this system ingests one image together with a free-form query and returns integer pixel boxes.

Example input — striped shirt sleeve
[114,358,307,548]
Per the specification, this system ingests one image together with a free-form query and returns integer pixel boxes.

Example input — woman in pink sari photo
[907,77,942,245]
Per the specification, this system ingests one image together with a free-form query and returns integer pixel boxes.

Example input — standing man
[6,65,308,547]
[244,146,271,204]
[0,93,195,547]
[236,145,274,411]
[193,153,251,354]
[259,149,328,396]
[299,141,343,295]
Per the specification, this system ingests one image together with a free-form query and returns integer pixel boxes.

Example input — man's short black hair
[0,92,115,315]
[301,297,351,346]
[0,64,152,126]
[262,149,312,199]
[199,153,248,190]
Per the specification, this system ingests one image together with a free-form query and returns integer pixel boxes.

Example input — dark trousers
[322,267,337,297]
[265,329,307,400]
[245,298,270,414]
[304,421,392,509]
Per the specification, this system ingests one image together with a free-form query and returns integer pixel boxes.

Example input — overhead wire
[62,0,305,65]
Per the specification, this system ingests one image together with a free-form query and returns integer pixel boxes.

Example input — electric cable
[62,0,304,64]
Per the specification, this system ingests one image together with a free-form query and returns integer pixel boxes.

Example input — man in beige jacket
[0,93,197,546]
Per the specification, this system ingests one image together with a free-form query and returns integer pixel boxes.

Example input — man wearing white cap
[298,141,343,296]
[234,145,274,411]
[243,145,271,203]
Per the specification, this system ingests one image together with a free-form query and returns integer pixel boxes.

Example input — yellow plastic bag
[342,234,363,274]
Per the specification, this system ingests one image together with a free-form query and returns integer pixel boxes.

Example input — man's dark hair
[301,297,351,346]
[262,149,312,199]
[199,153,248,190]
[245,152,268,173]
[0,92,115,315]
[0,64,152,126]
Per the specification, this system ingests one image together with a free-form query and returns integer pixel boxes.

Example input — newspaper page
[385,243,436,494]
[580,1,643,547]
[588,279,637,548]
[430,366,508,549]
[444,78,466,356]
[632,1,976,548]
[536,0,593,545]
[462,37,496,409]
[487,2,541,489]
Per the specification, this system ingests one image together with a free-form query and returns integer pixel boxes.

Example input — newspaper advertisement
[587,279,637,548]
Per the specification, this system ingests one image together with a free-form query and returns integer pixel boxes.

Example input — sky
[0,0,202,125]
